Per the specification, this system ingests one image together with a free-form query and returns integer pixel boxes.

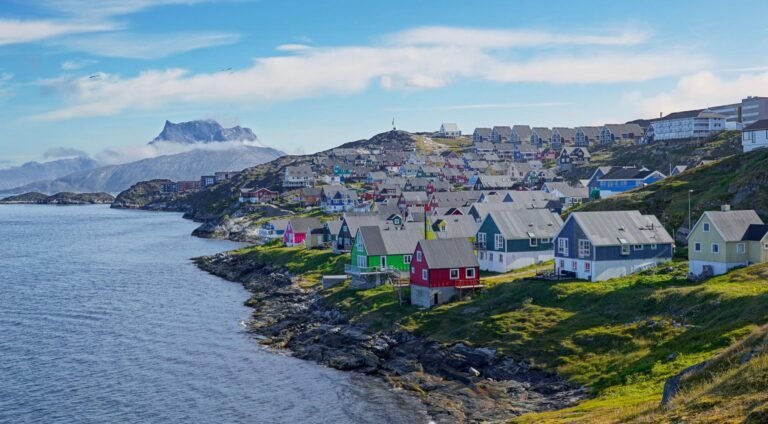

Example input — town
[154,96,768,309]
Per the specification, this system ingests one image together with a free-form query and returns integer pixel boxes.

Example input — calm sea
[0,205,426,424]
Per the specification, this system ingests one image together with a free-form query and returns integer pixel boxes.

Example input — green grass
[231,244,348,286]
[320,260,768,422]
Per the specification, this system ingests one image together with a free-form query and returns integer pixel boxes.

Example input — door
[433,293,439,306]
[380,256,387,270]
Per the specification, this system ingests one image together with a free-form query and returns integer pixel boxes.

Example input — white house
[439,123,461,137]
[742,119,768,153]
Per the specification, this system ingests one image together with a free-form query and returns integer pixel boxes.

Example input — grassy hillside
[231,243,348,286]
[578,148,768,230]
[321,259,768,423]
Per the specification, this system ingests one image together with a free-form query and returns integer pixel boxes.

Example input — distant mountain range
[0,120,283,195]
[0,157,101,191]
[149,119,261,145]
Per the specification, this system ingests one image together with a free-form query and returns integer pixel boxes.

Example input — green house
[348,224,424,288]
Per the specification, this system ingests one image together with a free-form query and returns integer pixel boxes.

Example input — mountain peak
[149,119,259,145]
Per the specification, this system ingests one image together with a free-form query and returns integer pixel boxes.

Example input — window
[466,268,476,279]
[584,261,591,273]
[422,269,427,280]
[403,255,412,264]
[712,243,720,254]
[651,244,657,250]
[764,243,768,250]
[477,232,486,248]
[540,238,551,244]
[411,267,415,274]
[356,237,363,251]
[634,245,644,251]
[694,242,702,252]
[578,239,591,258]
[571,261,577,271]
[479,251,485,260]
[703,222,710,232]
[416,251,422,262]
[559,259,565,269]
[621,244,630,255]
[498,253,503,263]
[450,269,459,279]
[558,238,569,255]
[489,252,494,261]
[529,237,537,247]
[495,234,504,250]
[737,243,745,254]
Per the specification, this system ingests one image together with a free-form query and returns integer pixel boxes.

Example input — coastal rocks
[661,360,709,406]
[196,251,586,422]
[1,191,115,205]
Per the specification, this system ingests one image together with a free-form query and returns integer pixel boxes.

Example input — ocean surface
[0,205,426,424]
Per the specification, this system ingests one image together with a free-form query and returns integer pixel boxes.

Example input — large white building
[742,119,768,153]
[648,109,725,142]
[438,123,461,137]
[709,96,768,129]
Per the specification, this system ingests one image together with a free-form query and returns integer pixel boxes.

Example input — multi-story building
[283,165,316,188]
[647,109,725,142]
[742,119,768,153]
[710,96,768,128]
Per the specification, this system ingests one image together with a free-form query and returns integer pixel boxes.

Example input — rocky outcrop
[195,252,586,423]
[0,191,114,205]
[149,119,260,145]
[111,179,183,211]
[661,361,709,406]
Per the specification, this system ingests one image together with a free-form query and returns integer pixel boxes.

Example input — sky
[1,0,767,166]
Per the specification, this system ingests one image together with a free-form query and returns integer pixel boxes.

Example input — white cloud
[276,44,312,52]
[627,71,768,117]
[52,32,240,59]
[29,26,711,121]
[61,58,98,70]
[95,139,264,164]
[34,0,214,19]
[0,19,115,46]
[386,26,651,48]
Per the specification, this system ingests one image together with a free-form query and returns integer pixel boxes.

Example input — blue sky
[1,0,767,165]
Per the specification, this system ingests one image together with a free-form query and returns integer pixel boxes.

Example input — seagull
[88,74,100,80]
[221,67,232,72]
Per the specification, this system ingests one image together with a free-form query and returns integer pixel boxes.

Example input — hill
[0,191,114,204]
[577,148,768,230]
[1,145,283,195]
[0,156,101,191]
[149,119,261,145]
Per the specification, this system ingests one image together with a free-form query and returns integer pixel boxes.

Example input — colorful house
[688,207,767,277]
[410,238,481,308]
[554,211,674,281]
[283,217,322,247]
[476,209,563,272]
[348,224,424,288]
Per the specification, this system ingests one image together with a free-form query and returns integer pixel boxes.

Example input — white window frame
[529,237,537,247]
[694,242,702,252]
[416,251,422,262]
[651,244,657,250]
[634,245,644,251]
[703,222,710,232]
[578,239,590,258]
[557,238,569,255]
[422,269,427,280]
[495,234,504,250]
[449,269,459,280]
[621,244,630,255]
[477,232,486,248]
[403,255,412,264]
[736,243,745,254]
[465,268,476,279]
[711,243,720,254]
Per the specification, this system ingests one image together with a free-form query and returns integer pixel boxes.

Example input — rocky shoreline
[195,251,586,423]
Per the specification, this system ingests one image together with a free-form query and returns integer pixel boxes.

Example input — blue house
[554,211,674,281]
[587,166,665,198]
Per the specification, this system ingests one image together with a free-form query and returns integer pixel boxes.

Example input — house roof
[264,218,290,231]
[401,191,429,203]
[360,225,424,256]
[562,146,591,158]
[503,190,557,208]
[418,238,478,269]
[570,211,673,246]
[324,220,342,234]
[657,109,726,121]
[441,123,460,132]
[700,210,763,242]
[742,224,768,241]
[343,215,384,235]
[473,127,492,137]
[285,165,314,178]
[532,127,552,138]
[478,175,516,188]
[604,123,643,135]
[600,166,654,180]
[513,125,532,138]
[288,217,323,233]
[487,209,563,239]
[553,127,577,138]
[432,191,480,207]
[493,126,512,136]
[431,215,479,239]
[577,126,602,138]
[745,119,768,131]
[543,182,589,198]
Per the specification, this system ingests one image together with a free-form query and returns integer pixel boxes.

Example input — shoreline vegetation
[0,191,114,205]
[196,244,768,423]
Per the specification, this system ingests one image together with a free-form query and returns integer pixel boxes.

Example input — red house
[410,238,481,308]
[239,187,278,203]
[283,217,322,247]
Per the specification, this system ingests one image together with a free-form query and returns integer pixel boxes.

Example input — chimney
[721,204,731,212]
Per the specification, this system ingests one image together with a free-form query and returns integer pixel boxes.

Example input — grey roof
[432,191,480,207]
[569,211,673,246]
[700,210,763,242]
[577,126,602,138]
[553,127,577,138]
[477,175,516,189]
[487,209,563,239]
[474,127,492,137]
[264,218,290,231]
[402,191,429,203]
[324,220,342,234]
[430,215,479,240]
[513,125,532,139]
[288,217,323,233]
[493,126,513,136]
[418,238,478,269]
[285,165,315,178]
[543,182,589,198]
[495,143,516,153]
[532,127,552,138]
[343,215,384,236]
[604,123,643,135]
[745,119,768,131]
[441,123,460,132]
[562,146,591,158]
[359,224,424,256]
[503,191,556,208]
[601,166,657,180]
[518,143,537,153]
[657,109,725,121]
